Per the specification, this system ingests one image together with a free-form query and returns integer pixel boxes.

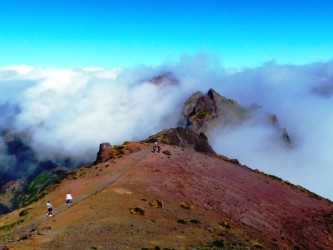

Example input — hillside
[0,130,82,214]
[178,89,292,145]
[0,88,292,216]
[1,138,332,249]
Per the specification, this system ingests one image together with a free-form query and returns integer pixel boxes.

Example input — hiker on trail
[46,201,53,217]
[66,193,73,205]
[152,139,161,153]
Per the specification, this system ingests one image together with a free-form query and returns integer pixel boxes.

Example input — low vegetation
[176,219,187,224]
[249,239,264,249]
[0,218,25,231]
[149,199,163,208]
[129,207,145,215]
[193,111,209,121]
[22,171,53,206]
[141,247,176,250]
[190,219,200,224]
[180,201,191,210]
[324,211,333,234]
[219,221,231,229]
[18,208,33,217]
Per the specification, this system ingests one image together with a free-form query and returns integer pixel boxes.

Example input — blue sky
[1,0,333,68]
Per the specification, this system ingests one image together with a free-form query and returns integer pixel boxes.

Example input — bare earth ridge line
[67,147,151,209]
[9,147,151,241]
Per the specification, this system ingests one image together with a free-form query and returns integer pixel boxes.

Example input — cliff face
[178,88,292,145]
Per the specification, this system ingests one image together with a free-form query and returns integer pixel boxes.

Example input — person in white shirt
[152,140,161,153]
[46,201,53,217]
[66,193,73,205]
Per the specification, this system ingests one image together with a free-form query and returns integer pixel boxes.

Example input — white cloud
[0,64,34,75]
[0,55,333,200]
[208,61,333,200]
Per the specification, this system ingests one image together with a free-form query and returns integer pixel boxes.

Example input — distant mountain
[178,88,292,145]
[0,87,292,215]
[0,130,83,214]
[1,135,332,249]
[149,71,179,87]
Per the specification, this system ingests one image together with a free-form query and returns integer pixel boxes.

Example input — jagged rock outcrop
[95,142,112,163]
[144,127,215,154]
[178,88,292,145]
[178,89,247,133]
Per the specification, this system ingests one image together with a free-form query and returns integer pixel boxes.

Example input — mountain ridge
[0,86,331,249]
[1,136,332,249]
[178,88,292,145]
[0,87,292,214]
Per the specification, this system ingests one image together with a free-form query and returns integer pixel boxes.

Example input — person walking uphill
[66,193,73,205]
[46,201,53,217]
[152,139,161,153]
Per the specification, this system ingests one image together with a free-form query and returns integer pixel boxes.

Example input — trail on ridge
[8,147,151,241]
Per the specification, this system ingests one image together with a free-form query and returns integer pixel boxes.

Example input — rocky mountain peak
[149,72,179,87]
[178,88,292,146]
[207,88,221,101]
[178,88,247,134]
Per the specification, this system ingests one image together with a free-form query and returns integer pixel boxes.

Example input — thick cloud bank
[0,56,332,199]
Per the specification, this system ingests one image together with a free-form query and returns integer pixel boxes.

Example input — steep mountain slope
[178,89,291,145]
[1,139,332,249]
[0,130,82,214]
[0,87,292,216]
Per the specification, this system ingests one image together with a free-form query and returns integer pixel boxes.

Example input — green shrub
[190,219,199,224]
[180,201,191,210]
[177,219,187,224]
[19,208,33,217]
[219,221,231,229]
[212,239,224,247]
[0,218,25,231]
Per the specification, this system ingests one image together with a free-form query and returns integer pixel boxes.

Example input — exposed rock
[14,227,39,241]
[129,207,145,215]
[149,72,179,87]
[162,150,171,156]
[178,89,248,133]
[144,127,215,154]
[178,88,292,146]
[149,199,163,208]
[95,143,112,163]
[180,201,191,210]
[0,243,8,250]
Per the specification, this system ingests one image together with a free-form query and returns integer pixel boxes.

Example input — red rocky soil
[1,142,333,249]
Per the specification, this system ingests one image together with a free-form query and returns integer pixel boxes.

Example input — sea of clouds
[0,54,332,199]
